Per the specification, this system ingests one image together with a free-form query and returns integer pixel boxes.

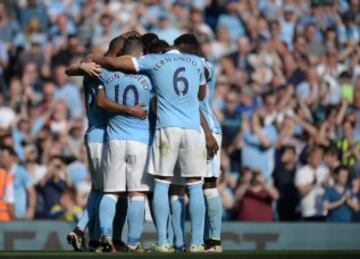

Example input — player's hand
[80,62,101,77]
[205,133,219,160]
[129,104,148,119]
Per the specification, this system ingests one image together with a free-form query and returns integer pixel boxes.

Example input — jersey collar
[166,49,181,54]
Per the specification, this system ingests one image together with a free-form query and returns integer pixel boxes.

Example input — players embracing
[66,31,223,253]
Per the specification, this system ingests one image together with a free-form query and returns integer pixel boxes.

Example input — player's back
[135,50,206,131]
[83,76,107,143]
[99,69,153,145]
[200,61,222,134]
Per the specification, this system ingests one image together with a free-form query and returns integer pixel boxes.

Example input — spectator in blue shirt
[217,0,245,43]
[323,166,359,222]
[53,65,83,118]
[18,0,48,32]
[151,14,182,44]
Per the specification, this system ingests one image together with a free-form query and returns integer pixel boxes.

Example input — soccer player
[65,32,146,252]
[91,36,208,253]
[96,36,154,253]
[164,34,220,252]
[174,34,223,252]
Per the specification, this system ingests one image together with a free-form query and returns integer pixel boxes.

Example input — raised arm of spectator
[291,112,318,137]
[24,185,37,220]
[252,111,273,148]
[277,85,295,111]
[95,87,148,119]
[335,99,348,126]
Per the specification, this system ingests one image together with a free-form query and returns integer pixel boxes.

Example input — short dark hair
[147,39,170,54]
[142,33,159,54]
[108,36,125,56]
[174,33,202,56]
[122,36,143,56]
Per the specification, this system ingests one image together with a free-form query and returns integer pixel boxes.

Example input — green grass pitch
[1,251,360,259]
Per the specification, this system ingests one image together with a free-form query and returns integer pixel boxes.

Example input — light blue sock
[99,194,118,237]
[170,195,185,248]
[127,196,145,246]
[152,179,170,245]
[113,196,128,241]
[204,188,222,240]
[77,189,97,233]
[187,182,205,246]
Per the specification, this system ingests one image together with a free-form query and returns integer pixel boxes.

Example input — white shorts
[205,133,222,178]
[148,128,207,178]
[103,139,153,192]
[85,141,104,190]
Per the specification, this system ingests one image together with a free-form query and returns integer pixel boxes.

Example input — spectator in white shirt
[296,145,330,221]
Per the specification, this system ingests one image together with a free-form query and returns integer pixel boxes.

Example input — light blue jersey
[200,61,222,135]
[83,76,107,143]
[99,69,153,145]
[133,50,206,131]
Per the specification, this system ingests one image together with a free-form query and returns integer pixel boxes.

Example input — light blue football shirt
[99,69,153,145]
[200,61,222,135]
[132,50,206,131]
[83,76,107,143]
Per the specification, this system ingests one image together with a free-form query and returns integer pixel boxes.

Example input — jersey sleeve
[98,69,108,85]
[132,55,157,73]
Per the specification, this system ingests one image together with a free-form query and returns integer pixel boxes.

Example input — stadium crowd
[0,0,359,223]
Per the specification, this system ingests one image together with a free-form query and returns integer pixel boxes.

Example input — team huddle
[65,31,222,253]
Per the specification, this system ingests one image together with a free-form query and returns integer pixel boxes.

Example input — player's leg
[169,183,185,252]
[67,142,103,251]
[179,129,207,252]
[204,134,223,252]
[125,140,153,252]
[148,128,180,252]
[99,139,126,252]
[112,192,128,252]
[204,178,222,252]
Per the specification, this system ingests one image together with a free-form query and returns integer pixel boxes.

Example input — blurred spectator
[0,2,19,47]
[217,0,245,42]
[273,145,300,221]
[49,187,82,222]
[53,65,83,118]
[323,166,359,222]
[18,0,48,32]
[0,166,14,221]
[241,92,278,182]
[296,146,330,221]
[235,168,279,221]
[0,147,36,220]
[0,0,358,222]
[37,156,71,218]
[351,171,360,222]
[151,14,182,44]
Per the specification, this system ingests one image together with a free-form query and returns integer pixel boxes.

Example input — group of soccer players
[65,31,223,253]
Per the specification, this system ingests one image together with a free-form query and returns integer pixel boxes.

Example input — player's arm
[151,97,157,114]
[200,110,219,159]
[198,84,206,100]
[65,62,101,77]
[95,87,148,119]
[92,55,137,72]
